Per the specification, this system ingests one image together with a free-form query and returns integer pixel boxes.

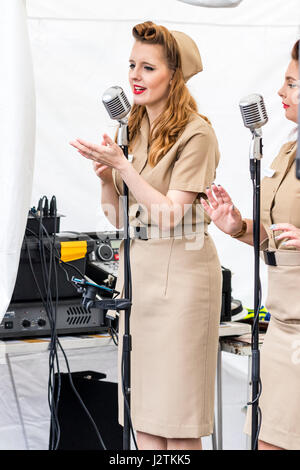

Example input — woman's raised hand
[200,184,243,236]
[70,133,128,176]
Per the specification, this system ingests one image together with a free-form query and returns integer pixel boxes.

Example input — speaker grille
[66,306,91,325]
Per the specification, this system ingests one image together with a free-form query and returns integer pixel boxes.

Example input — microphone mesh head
[239,94,268,130]
[102,86,131,120]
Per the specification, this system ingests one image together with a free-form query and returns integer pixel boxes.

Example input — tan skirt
[244,263,300,449]
[116,233,222,439]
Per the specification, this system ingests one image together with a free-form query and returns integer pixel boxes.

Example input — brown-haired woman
[70,21,222,450]
[201,40,300,450]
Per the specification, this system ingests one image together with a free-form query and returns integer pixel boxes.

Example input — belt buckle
[133,226,148,240]
[263,249,277,266]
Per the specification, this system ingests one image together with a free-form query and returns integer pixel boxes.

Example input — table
[214,327,266,450]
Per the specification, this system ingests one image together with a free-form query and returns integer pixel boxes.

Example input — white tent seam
[27,17,300,28]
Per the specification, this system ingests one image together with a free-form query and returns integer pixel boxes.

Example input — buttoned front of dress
[261,140,298,249]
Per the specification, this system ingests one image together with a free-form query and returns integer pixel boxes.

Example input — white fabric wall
[0,0,36,322]
[26,0,300,309]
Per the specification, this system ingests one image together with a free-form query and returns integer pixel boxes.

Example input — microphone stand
[117,118,133,451]
[249,129,263,450]
[74,118,133,450]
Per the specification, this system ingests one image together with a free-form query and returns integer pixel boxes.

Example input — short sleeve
[168,129,220,193]
[112,168,121,196]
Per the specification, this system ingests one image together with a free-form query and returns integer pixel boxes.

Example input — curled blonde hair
[128,21,210,167]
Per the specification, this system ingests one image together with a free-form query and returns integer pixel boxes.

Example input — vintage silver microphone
[239,93,268,131]
[239,94,268,161]
[102,86,131,146]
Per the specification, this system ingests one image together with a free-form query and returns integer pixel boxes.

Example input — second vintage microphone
[239,93,268,164]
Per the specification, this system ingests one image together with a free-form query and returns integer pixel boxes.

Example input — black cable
[27,216,87,280]
[25,231,61,449]
[108,326,118,346]
[38,204,61,449]
[254,384,262,448]
[25,211,107,450]
[24,231,61,448]
[26,224,91,289]
[41,214,107,450]
[121,351,138,450]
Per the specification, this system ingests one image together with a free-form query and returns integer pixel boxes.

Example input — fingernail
[281,241,287,246]
[270,224,277,229]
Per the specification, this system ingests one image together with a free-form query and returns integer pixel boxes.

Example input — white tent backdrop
[0,0,35,323]
[26,0,300,309]
[0,0,299,451]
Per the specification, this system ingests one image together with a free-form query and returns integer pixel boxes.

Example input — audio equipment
[51,371,123,450]
[0,230,123,339]
[221,267,232,322]
[85,231,124,288]
[0,299,108,339]
[11,232,95,302]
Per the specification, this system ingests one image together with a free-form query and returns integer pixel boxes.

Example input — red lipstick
[133,85,147,95]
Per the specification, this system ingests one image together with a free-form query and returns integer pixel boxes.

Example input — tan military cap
[171,30,203,82]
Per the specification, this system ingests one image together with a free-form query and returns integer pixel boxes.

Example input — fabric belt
[129,225,206,241]
[261,238,300,266]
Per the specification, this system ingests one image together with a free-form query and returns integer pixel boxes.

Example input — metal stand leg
[212,419,217,450]
[7,354,30,450]
[217,341,223,450]
[246,355,252,450]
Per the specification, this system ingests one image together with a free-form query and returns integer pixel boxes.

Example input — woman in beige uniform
[201,40,300,450]
[70,21,222,450]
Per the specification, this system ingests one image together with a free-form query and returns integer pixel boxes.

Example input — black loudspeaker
[221,266,232,322]
[52,371,123,450]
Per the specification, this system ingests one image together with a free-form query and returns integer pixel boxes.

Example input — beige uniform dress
[245,140,300,449]
[112,114,222,439]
